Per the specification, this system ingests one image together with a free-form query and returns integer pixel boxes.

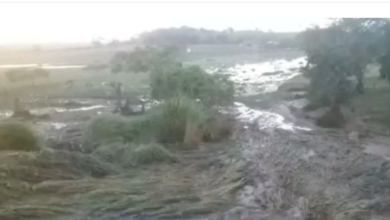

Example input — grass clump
[0,120,41,151]
[0,147,246,220]
[152,96,208,143]
[83,114,158,147]
[82,114,129,144]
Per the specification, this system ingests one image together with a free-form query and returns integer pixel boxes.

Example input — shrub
[151,96,208,143]
[150,65,235,106]
[84,97,234,145]
[0,120,41,151]
[83,114,129,145]
[83,114,157,147]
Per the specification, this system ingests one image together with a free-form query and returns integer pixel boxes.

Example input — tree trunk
[114,83,122,113]
[353,61,365,94]
[355,69,365,94]
[315,96,345,128]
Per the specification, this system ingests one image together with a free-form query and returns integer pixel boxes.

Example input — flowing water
[219,57,310,131]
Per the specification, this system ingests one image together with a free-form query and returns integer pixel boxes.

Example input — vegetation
[0,97,240,220]
[298,18,390,127]
[5,68,50,84]
[138,26,298,49]
[111,45,235,106]
[110,46,177,74]
[150,65,235,106]
[84,96,233,146]
[0,120,41,151]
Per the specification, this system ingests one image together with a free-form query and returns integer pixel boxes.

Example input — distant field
[0,44,137,65]
[0,44,303,108]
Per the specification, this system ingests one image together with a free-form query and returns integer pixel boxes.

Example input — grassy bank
[0,94,245,219]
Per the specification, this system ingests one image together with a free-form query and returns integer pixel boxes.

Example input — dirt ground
[1,45,390,220]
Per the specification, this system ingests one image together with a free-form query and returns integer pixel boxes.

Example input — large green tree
[299,18,390,126]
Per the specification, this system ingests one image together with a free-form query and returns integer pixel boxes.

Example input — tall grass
[0,120,41,151]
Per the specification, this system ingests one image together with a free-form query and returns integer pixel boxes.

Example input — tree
[300,19,390,98]
[110,46,178,74]
[299,19,390,127]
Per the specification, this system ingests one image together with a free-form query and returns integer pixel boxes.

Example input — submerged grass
[92,142,178,167]
[0,143,245,220]
[122,143,178,167]
[0,96,241,219]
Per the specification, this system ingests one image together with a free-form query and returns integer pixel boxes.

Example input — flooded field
[0,56,309,135]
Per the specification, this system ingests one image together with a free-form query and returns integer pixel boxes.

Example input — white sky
[0,2,388,44]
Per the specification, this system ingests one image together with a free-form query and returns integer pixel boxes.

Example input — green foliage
[110,46,176,74]
[299,19,390,108]
[378,23,390,81]
[138,26,298,48]
[83,114,156,147]
[150,65,235,106]
[0,120,41,151]
[83,114,130,144]
[151,96,208,143]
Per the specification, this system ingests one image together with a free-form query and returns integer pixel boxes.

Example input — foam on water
[233,102,311,132]
[210,57,306,94]
[216,57,311,132]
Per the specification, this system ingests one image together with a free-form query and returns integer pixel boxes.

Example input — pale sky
[0,3,342,44]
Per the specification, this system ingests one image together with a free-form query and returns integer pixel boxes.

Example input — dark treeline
[95,27,299,49]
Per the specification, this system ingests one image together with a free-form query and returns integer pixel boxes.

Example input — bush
[150,65,235,106]
[151,96,208,143]
[0,120,41,151]
[83,114,129,145]
[83,114,157,147]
